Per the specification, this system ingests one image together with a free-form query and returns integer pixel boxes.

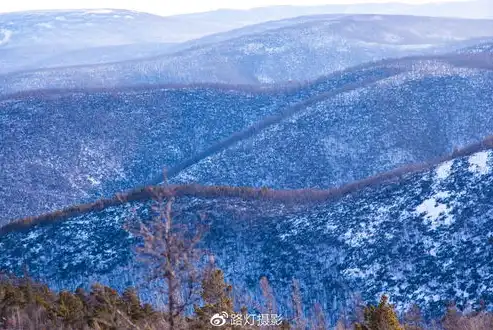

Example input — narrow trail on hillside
[3,59,492,235]
[158,68,405,184]
[2,134,493,237]
[159,53,493,184]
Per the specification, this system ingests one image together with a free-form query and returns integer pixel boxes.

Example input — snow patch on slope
[436,160,453,180]
[468,151,490,175]
[415,191,454,229]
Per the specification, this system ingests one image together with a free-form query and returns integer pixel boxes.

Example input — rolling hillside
[2,15,493,93]
[1,52,492,223]
[0,85,297,222]
[0,65,402,223]
[1,141,493,318]
[0,9,181,73]
[171,53,493,189]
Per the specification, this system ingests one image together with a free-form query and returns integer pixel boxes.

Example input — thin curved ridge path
[2,133,492,237]
[159,67,405,182]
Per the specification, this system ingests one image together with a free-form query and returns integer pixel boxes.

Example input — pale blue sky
[0,0,472,16]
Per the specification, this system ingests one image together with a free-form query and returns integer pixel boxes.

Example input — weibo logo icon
[210,312,228,327]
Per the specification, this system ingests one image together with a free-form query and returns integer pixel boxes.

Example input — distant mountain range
[0,10,179,73]
[1,139,492,318]
[1,15,492,93]
[1,1,491,73]
[176,0,492,22]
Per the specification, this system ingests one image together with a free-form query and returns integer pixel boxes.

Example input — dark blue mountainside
[172,53,493,189]
[1,52,492,223]
[0,85,294,223]
[0,64,401,223]
[1,145,492,318]
[2,15,493,93]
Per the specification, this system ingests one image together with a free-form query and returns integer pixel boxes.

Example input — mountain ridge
[0,65,403,222]
[1,139,493,319]
[2,134,492,237]
[2,16,492,92]
[1,52,492,222]
[0,50,491,98]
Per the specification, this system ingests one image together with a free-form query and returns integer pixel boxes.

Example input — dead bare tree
[291,280,306,330]
[127,190,208,330]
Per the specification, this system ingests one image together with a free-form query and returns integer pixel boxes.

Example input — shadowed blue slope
[2,55,492,222]
[173,59,493,188]
[1,150,492,317]
[0,86,288,222]
[0,64,403,222]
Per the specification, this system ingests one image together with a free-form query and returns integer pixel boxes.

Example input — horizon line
[0,0,477,17]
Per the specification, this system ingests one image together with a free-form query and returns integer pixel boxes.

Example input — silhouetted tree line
[2,271,493,329]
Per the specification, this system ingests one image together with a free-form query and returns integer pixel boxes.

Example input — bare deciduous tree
[127,191,208,330]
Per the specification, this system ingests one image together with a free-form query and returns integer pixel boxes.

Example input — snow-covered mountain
[22,14,325,71]
[175,0,493,23]
[0,9,181,73]
[161,15,493,84]
[0,85,294,222]
[0,11,337,73]
[171,53,493,189]
[2,0,491,73]
[1,52,492,224]
[0,9,178,50]
[2,15,492,92]
[1,142,493,318]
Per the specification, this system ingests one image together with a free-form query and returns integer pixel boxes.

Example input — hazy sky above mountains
[0,0,472,16]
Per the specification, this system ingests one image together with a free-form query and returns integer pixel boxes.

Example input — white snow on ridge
[0,29,13,46]
[468,151,490,175]
[435,160,453,180]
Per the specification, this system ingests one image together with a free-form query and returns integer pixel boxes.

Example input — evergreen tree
[355,295,404,330]
[194,267,234,329]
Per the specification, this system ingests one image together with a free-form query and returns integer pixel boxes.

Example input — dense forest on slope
[2,15,493,92]
[2,134,492,235]
[0,64,402,222]
[2,274,493,329]
[2,51,492,223]
[1,139,493,322]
